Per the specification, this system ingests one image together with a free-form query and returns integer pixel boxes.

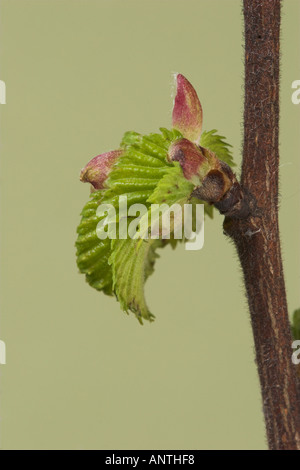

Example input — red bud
[80,149,123,190]
[172,74,203,144]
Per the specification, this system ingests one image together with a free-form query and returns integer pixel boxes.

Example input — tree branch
[223,0,300,450]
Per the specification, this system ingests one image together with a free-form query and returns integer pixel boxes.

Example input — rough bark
[223,0,300,450]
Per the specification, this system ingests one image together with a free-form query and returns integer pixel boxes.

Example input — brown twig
[223,0,300,450]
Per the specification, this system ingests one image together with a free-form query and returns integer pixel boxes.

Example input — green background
[0,0,299,450]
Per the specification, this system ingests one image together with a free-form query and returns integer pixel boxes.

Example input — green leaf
[133,163,195,245]
[291,309,300,341]
[106,162,197,323]
[200,129,235,168]
[109,238,162,323]
[76,190,114,295]
[147,162,194,206]
[76,129,178,320]
[76,127,218,322]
